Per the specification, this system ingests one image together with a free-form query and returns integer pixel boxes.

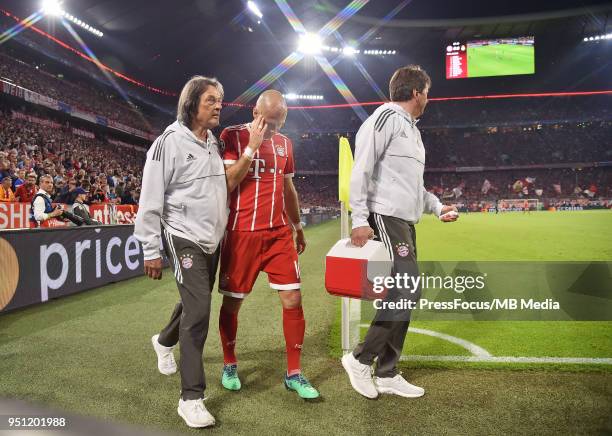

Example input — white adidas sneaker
[177,398,215,428]
[341,353,378,399]
[374,374,425,398]
[151,334,177,375]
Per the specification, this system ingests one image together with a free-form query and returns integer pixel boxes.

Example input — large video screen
[446,37,535,79]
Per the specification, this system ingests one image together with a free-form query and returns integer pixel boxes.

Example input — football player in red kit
[217,90,319,399]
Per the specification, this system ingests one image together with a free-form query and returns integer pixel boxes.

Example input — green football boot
[221,364,241,391]
[284,373,320,399]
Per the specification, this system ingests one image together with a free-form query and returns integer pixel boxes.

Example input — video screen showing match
[446,36,535,79]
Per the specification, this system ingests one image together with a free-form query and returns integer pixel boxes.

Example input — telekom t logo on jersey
[251,158,266,179]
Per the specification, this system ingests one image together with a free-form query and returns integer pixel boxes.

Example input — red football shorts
[219,225,300,298]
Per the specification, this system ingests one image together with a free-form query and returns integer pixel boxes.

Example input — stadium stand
[0,107,145,204]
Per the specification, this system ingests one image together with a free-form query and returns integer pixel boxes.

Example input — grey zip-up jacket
[134,120,228,260]
[350,102,443,228]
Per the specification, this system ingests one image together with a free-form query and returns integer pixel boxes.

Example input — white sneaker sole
[177,406,215,428]
[341,354,378,399]
[376,386,425,398]
[151,335,177,376]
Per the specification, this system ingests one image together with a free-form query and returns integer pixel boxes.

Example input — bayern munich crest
[276,145,286,157]
[396,242,410,258]
[180,254,194,269]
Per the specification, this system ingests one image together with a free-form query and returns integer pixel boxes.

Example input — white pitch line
[400,355,612,364]
[358,324,612,364]
[359,324,492,357]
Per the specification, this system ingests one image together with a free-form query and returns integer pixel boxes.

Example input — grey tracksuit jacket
[350,102,443,228]
[134,120,228,260]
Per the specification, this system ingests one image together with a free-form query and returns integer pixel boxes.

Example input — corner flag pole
[338,137,354,354]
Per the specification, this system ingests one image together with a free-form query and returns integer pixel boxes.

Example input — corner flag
[338,137,354,210]
[338,136,358,354]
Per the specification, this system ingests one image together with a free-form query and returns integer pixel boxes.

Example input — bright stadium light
[247,1,263,19]
[343,46,358,56]
[283,93,324,101]
[61,11,104,37]
[298,33,323,54]
[42,0,63,16]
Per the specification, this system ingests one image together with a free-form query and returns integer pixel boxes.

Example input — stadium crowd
[288,166,611,209]
[278,95,612,134]
[290,121,611,172]
[1,105,609,211]
[0,33,609,213]
[0,50,169,134]
[0,110,145,206]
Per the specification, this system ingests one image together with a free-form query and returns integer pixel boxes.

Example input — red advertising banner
[89,204,138,225]
[0,202,138,229]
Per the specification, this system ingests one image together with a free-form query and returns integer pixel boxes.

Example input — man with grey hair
[135,76,266,428]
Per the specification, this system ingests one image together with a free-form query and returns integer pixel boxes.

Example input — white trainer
[374,374,425,398]
[341,353,378,399]
[177,398,215,428]
[151,334,177,375]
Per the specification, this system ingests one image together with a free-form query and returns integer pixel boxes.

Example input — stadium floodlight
[343,46,358,56]
[42,0,63,16]
[283,93,323,101]
[297,33,323,54]
[247,1,263,19]
[583,37,588,42]
[61,11,104,37]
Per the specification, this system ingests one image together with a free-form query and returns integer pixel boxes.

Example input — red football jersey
[221,124,295,231]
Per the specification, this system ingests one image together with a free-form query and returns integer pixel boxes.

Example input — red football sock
[283,306,305,376]
[219,306,239,365]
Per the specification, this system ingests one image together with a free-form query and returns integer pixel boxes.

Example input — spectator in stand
[71,188,99,225]
[115,181,125,198]
[0,176,15,202]
[53,178,66,201]
[108,186,118,202]
[91,187,107,203]
[14,173,38,203]
[121,187,136,205]
[13,169,26,189]
[55,178,79,204]
[31,175,63,226]
[0,159,11,180]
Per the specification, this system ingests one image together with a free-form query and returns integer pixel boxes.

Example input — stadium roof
[1,0,611,104]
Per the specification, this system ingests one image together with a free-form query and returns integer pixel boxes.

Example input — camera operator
[71,187,100,225]
[30,175,64,226]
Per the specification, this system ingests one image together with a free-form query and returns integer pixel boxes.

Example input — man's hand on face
[247,115,267,152]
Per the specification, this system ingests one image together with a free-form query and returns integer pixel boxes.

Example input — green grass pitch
[0,210,610,434]
[467,43,535,77]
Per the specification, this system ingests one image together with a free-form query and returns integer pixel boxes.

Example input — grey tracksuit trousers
[157,227,219,400]
[353,213,421,378]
